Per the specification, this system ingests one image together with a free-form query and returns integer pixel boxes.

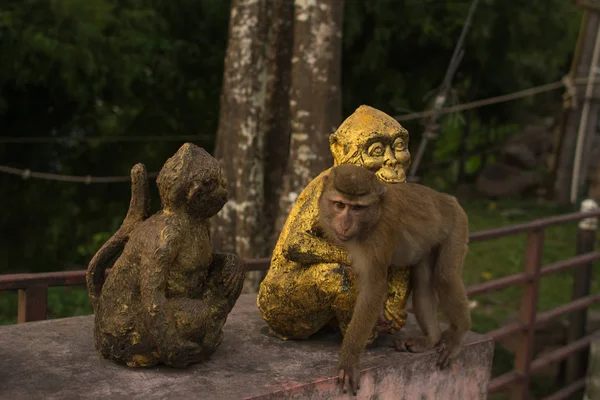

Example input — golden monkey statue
[257,105,412,340]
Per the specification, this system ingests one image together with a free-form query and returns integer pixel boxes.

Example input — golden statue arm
[276,169,351,267]
[282,229,350,266]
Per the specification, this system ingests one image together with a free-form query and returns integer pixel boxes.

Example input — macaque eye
[334,202,345,210]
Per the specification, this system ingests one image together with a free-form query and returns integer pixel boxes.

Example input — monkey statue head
[156,143,228,219]
[329,105,411,184]
[318,164,386,244]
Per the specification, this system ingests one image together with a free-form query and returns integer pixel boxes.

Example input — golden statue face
[361,133,410,183]
[330,105,411,184]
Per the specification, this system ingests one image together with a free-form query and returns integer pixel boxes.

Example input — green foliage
[342,0,581,172]
[0,0,230,273]
[0,0,586,276]
[343,0,580,120]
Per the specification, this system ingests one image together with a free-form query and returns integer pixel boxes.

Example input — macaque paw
[337,363,361,396]
[436,332,462,369]
[393,335,434,353]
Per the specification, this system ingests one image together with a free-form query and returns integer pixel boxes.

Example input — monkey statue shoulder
[318,164,471,395]
[86,143,246,368]
[257,105,413,341]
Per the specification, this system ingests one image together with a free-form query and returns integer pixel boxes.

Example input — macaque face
[318,165,386,244]
[323,193,380,243]
[361,134,410,183]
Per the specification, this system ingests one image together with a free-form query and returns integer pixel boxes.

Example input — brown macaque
[317,164,471,395]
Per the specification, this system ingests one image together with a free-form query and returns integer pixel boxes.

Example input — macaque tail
[86,163,151,312]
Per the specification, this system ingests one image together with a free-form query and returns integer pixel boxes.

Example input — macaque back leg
[434,227,471,368]
[394,257,440,353]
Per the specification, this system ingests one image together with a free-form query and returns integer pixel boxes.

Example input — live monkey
[317,164,471,395]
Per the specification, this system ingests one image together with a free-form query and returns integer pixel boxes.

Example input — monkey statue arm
[140,240,200,367]
[86,163,151,312]
[207,253,246,301]
[279,169,351,266]
[282,228,350,266]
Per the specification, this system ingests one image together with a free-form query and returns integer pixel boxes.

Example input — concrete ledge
[0,294,493,399]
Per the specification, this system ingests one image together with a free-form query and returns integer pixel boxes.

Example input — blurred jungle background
[2,0,600,398]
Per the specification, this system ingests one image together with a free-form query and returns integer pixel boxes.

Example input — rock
[502,144,537,169]
[475,162,540,198]
[500,122,555,169]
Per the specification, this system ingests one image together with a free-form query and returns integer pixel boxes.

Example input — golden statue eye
[368,143,385,157]
[393,139,406,152]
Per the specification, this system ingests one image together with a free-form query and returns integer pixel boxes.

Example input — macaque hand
[337,362,361,396]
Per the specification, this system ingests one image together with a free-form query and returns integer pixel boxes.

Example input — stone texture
[0,294,494,400]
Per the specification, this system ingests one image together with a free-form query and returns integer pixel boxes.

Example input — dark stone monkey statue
[86,143,246,368]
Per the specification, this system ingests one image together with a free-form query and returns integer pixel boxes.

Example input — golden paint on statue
[257,105,412,342]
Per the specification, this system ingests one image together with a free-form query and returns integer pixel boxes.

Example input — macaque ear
[322,174,329,183]
[377,185,387,197]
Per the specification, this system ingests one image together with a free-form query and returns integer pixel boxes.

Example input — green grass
[0,198,596,398]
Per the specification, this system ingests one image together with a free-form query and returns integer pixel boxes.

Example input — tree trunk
[213,0,344,293]
[263,0,294,249]
[212,0,272,257]
[274,0,344,233]
[212,0,295,293]
[246,0,295,292]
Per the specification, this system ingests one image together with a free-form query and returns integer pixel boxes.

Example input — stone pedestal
[0,294,493,399]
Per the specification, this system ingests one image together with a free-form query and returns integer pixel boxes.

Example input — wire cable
[0,134,213,144]
[1,76,596,184]
[0,165,158,184]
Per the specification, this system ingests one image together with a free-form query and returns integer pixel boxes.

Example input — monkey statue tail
[86,163,151,313]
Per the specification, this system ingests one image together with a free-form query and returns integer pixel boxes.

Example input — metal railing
[464,201,600,400]
[2,204,600,399]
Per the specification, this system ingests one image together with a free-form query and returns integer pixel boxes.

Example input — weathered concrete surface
[0,294,493,400]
